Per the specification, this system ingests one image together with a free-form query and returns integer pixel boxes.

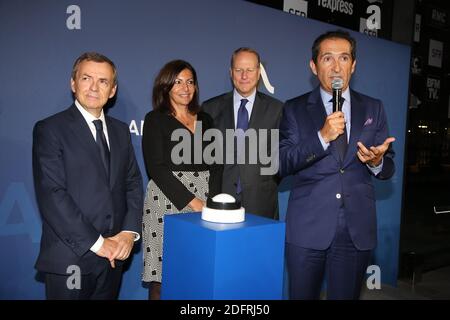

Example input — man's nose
[332,59,341,72]
[90,81,99,91]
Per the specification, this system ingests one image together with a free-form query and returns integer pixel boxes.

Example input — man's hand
[96,238,119,268]
[357,137,395,167]
[108,231,135,262]
[320,111,346,143]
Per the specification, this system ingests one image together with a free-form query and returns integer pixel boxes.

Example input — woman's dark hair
[311,30,356,64]
[152,60,200,115]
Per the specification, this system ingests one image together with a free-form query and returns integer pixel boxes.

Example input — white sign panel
[360,18,378,37]
[283,0,308,17]
[428,39,443,68]
[414,14,421,42]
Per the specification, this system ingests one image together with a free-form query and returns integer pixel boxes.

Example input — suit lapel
[67,105,110,184]
[345,90,365,165]
[106,117,119,188]
[306,87,340,163]
[222,92,235,130]
[248,92,264,129]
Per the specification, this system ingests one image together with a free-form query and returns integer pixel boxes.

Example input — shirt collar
[74,100,106,124]
[319,87,351,106]
[233,89,256,106]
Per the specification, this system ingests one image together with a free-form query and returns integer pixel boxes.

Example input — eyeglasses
[233,68,258,75]
[174,79,195,87]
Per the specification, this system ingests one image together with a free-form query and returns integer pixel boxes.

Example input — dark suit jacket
[32,104,143,275]
[202,91,283,219]
[279,87,395,250]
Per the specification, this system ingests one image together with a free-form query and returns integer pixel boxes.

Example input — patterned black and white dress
[142,171,209,282]
[141,110,222,283]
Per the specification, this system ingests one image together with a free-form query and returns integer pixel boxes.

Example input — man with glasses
[202,47,283,219]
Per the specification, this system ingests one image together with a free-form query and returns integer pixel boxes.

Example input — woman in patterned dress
[141,60,222,299]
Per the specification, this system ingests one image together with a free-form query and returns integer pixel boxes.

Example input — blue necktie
[330,97,347,162]
[236,98,249,195]
[93,120,110,177]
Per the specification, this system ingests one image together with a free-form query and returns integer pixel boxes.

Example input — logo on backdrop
[0,183,41,243]
[360,18,378,37]
[130,120,144,136]
[414,14,421,43]
[283,0,308,17]
[430,7,448,29]
[411,55,423,75]
[259,63,275,94]
[66,5,81,30]
[426,76,440,101]
[317,0,354,15]
[428,39,443,68]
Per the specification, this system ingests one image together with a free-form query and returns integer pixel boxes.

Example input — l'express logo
[317,0,354,15]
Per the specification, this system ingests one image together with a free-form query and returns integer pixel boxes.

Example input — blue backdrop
[0,0,410,299]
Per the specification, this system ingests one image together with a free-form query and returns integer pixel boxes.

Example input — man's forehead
[78,62,113,75]
[319,51,352,56]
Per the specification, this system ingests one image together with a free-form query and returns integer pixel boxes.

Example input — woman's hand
[188,197,205,212]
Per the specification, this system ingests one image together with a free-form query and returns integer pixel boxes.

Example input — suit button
[336,193,341,199]
[340,169,345,174]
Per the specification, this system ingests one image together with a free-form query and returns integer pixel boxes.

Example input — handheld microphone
[331,78,343,113]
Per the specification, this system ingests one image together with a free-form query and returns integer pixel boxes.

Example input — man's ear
[109,85,117,99]
[351,59,356,75]
[70,78,76,93]
[309,59,318,76]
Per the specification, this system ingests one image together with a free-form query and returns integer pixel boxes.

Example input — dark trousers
[286,210,371,300]
[45,260,123,300]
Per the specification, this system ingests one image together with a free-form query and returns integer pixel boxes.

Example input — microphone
[331,78,343,113]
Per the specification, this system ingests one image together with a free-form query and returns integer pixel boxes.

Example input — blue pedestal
[161,213,285,300]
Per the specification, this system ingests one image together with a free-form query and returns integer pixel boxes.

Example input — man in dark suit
[32,52,143,299]
[202,48,283,219]
[279,30,395,299]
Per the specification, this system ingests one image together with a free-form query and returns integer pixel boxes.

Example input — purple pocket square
[363,118,373,126]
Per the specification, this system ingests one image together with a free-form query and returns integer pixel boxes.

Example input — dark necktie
[330,97,347,162]
[93,120,110,177]
[235,98,249,195]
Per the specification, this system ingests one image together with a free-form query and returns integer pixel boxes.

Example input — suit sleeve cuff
[122,230,140,241]
[317,131,330,151]
[90,235,104,253]
[367,158,384,175]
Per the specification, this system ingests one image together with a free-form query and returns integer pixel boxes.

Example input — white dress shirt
[74,101,139,253]
[233,89,256,128]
